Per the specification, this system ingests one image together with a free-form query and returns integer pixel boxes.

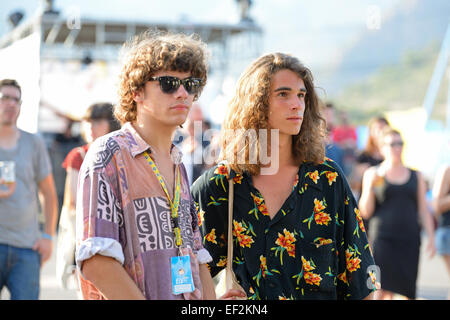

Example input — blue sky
[0,0,402,70]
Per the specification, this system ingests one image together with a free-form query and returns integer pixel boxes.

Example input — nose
[174,83,189,99]
[291,97,305,111]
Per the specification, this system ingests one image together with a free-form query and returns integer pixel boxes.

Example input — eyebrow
[274,87,307,93]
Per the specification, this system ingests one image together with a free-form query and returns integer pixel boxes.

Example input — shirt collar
[122,122,183,162]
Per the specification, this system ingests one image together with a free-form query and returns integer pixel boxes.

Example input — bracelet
[42,233,53,241]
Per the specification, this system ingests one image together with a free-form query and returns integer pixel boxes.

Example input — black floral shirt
[191,158,378,300]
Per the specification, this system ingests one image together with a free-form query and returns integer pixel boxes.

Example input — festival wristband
[41,233,53,240]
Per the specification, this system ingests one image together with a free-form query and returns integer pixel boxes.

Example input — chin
[283,126,302,136]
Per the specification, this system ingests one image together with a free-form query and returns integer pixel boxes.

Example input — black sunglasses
[148,76,202,95]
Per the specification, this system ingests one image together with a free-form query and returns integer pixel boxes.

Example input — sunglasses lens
[183,79,200,95]
[152,76,201,95]
[159,77,179,94]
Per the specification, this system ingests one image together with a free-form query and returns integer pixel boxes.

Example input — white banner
[0,32,41,133]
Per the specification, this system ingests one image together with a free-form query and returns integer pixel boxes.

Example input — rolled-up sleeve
[75,150,124,274]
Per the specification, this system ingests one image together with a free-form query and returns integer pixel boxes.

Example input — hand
[219,288,247,300]
[426,237,436,258]
[32,238,53,265]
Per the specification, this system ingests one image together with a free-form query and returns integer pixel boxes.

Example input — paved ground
[1,234,449,300]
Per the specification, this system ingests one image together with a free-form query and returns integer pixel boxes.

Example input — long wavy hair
[115,29,209,124]
[220,52,326,175]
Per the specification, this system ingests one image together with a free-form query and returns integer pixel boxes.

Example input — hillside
[332,41,447,124]
[324,0,450,110]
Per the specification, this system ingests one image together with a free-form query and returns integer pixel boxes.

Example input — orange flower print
[313,198,326,213]
[347,256,361,273]
[345,246,362,273]
[271,229,296,264]
[233,220,255,248]
[338,271,348,285]
[197,208,205,227]
[214,164,229,178]
[301,256,315,272]
[233,174,243,184]
[211,164,229,191]
[217,257,227,267]
[259,255,268,278]
[292,256,321,286]
[303,198,331,229]
[305,170,320,184]
[249,192,269,219]
[253,255,273,286]
[275,229,296,258]
[237,233,254,248]
[304,271,322,286]
[205,228,217,244]
[314,211,332,226]
[256,200,269,216]
[354,207,366,234]
[233,220,244,235]
[321,170,338,186]
[312,237,333,248]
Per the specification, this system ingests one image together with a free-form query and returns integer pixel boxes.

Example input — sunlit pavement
[1,233,449,300]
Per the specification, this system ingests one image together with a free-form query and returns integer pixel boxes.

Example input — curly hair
[220,53,326,175]
[115,29,209,124]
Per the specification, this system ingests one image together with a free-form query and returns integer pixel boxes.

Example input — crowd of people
[0,29,449,300]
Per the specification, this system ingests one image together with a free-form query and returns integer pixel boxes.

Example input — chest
[252,169,298,219]
[152,160,176,198]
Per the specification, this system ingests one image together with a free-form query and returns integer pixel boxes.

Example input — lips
[287,115,303,121]
[170,104,189,111]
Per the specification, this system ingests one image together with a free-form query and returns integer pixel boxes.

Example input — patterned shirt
[191,159,377,300]
[75,122,212,300]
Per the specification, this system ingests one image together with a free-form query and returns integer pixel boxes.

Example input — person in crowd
[322,102,344,171]
[351,116,390,199]
[191,53,377,300]
[75,30,241,300]
[56,102,120,290]
[179,102,212,185]
[0,79,58,299]
[359,127,436,299]
[330,110,357,176]
[350,116,390,235]
[432,163,450,299]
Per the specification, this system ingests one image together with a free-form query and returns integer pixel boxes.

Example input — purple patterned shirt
[75,122,212,300]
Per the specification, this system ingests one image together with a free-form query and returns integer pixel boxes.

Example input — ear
[132,87,144,103]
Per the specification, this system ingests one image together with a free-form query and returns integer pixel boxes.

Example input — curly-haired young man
[75,30,222,300]
[191,53,378,300]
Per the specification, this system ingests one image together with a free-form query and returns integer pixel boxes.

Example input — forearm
[81,254,146,300]
[434,194,450,216]
[359,191,375,219]
[40,188,58,236]
[199,263,216,300]
[420,209,435,238]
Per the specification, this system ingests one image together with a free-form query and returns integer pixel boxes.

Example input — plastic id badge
[171,255,195,295]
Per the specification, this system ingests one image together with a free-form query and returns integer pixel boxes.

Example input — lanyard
[143,151,183,247]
